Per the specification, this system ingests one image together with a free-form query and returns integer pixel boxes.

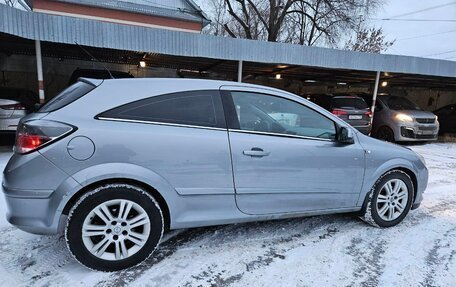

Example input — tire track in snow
[346,237,388,287]
[95,226,223,287]
[420,227,456,287]
[179,219,345,287]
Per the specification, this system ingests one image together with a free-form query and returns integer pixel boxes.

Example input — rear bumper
[2,152,81,235]
[2,185,62,234]
[0,117,21,131]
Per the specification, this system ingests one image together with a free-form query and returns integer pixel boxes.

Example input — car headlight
[395,113,414,122]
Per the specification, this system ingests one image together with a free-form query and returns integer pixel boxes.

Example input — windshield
[385,96,421,111]
[331,97,368,109]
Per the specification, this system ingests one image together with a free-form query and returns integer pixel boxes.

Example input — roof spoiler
[77,77,104,87]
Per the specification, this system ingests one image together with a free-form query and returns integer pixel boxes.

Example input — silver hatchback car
[372,95,439,142]
[2,79,428,271]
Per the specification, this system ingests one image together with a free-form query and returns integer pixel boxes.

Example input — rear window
[38,82,95,113]
[98,90,226,129]
[331,97,368,109]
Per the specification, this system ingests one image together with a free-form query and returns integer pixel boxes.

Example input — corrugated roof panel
[0,5,455,78]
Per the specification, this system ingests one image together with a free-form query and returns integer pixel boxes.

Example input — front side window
[231,92,336,140]
[99,90,225,128]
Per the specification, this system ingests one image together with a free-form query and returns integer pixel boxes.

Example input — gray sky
[373,0,456,60]
[194,0,456,61]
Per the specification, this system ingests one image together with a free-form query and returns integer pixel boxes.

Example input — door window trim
[96,116,227,131]
[228,128,334,142]
[221,90,337,142]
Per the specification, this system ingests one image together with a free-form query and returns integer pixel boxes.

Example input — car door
[221,87,365,215]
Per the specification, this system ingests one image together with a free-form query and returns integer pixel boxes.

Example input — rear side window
[39,82,95,113]
[331,97,368,109]
[98,90,226,129]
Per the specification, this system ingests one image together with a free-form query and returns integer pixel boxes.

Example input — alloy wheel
[82,199,151,261]
[376,179,409,222]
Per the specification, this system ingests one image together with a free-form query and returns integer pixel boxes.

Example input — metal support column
[369,71,381,134]
[35,40,45,103]
[237,60,243,83]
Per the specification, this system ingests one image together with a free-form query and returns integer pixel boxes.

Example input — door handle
[243,147,270,157]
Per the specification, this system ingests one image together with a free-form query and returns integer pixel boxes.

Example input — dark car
[68,69,134,86]
[434,104,456,135]
[329,95,372,134]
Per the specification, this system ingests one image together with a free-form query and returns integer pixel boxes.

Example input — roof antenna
[74,41,114,79]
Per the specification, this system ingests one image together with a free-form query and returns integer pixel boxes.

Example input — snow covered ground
[0,143,455,287]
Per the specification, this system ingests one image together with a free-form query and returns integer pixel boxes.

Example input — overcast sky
[373,0,456,60]
[194,0,456,61]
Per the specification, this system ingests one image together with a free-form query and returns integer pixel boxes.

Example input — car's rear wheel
[361,170,414,228]
[376,126,395,142]
[66,184,163,271]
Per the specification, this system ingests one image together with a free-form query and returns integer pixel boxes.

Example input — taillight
[15,120,75,154]
[365,111,373,118]
[0,103,26,110]
[332,109,348,116]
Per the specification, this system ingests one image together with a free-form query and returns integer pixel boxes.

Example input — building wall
[1,53,455,111]
[32,0,203,33]
[0,53,177,99]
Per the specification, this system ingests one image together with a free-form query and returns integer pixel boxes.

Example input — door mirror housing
[337,126,355,144]
[33,103,42,112]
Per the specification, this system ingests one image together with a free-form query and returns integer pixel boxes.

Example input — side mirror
[337,126,355,144]
[33,103,42,112]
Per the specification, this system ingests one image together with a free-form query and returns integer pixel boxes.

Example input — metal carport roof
[1,4,455,79]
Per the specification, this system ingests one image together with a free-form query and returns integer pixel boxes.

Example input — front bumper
[413,163,428,209]
[394,123,439,142]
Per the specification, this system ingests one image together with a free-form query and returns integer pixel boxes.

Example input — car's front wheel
[361,170,414,228]
[376,126,395,142]
[65,184,164,271]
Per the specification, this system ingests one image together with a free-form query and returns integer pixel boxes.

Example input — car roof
[97,77,294,95]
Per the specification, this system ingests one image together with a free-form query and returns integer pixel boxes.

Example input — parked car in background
[434,104,456,135]
[329,95,372,134]
[68,68,134,85]
[0,87,38,132]
[370,95,439,142]
[3,78,428,271]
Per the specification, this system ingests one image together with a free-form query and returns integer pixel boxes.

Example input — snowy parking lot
[0,143,455,287]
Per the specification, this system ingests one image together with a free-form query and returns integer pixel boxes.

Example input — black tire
[65,183,164,271]
[376,126,395,142]
[360,170,414,228]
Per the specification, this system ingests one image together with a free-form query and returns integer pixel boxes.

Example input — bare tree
[205,0,388,49]
[344,22,395,53]
[203,0,230,36]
